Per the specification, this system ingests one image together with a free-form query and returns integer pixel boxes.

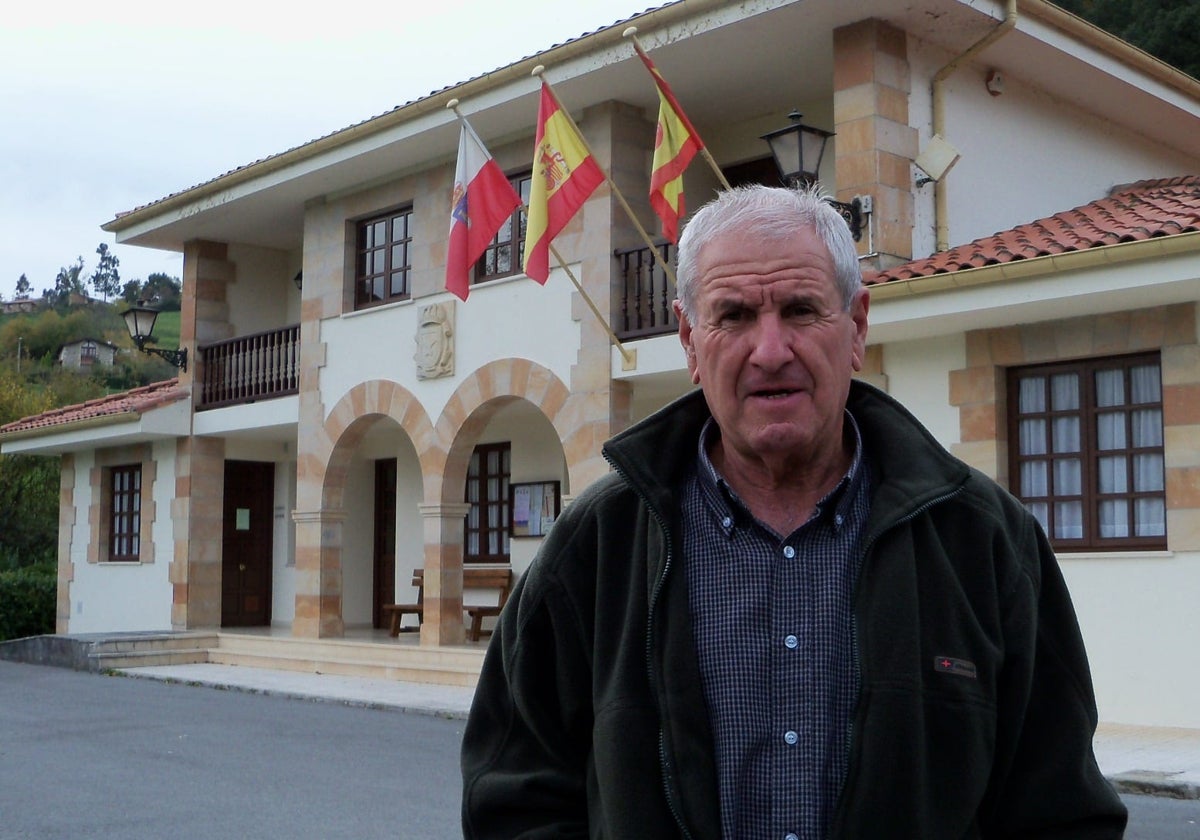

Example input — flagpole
[531,65,678,289]
[549,243,636,367]
[623,27,732,192]
[446,97,636,367]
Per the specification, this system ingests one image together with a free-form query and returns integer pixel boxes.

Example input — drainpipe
[931,0,1018,251]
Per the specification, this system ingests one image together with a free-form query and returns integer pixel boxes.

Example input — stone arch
[291,379,436,638]
[320,379,437,509]
[432,358,571,507]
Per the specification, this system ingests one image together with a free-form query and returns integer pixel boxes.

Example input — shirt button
[786,834,800,840]
[784,730,798,745]
[835,514,844,526]
[784,634,798,649]
[722,516,732,528]
[782,545,795,559]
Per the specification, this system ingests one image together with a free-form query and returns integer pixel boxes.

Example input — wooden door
[372,458,397,629]
[221,460,275,627]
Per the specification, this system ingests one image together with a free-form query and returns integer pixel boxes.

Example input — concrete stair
[209,632,485,686]
[87,631,217,670]
[1,630,486,687]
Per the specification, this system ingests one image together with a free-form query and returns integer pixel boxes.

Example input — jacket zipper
[604,452,695,840]
[832,484,966,835]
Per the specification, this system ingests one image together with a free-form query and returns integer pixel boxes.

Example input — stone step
[91,648,212,670]
[211,633,483,686]
[207,648,480,686]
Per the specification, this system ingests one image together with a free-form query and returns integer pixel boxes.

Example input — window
[464,443,510,563]
[1008,354,1166,550]
[355,206,413,309]
[109,464,142,562]
[80,340,98,360]
[474,171,531,284]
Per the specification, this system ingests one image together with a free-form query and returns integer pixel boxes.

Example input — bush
[0,563,56,641]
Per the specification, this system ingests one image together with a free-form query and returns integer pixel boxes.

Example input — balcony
[197,324,300,410]
[614,241,679,341]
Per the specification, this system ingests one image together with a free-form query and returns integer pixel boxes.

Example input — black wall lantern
[761,111,865,241]
[121,303,187,371]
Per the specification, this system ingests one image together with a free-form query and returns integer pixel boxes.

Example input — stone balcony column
[291,508,347,638]
[833,19,917,272]
[418,502,472,646]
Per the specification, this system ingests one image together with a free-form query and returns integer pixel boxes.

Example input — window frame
[464,442,511,564]
[354,205,415,310]
[1007,353,1167,552]
[107,464,142,563]
[473,171,531,286]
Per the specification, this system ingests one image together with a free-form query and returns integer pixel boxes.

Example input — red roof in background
[0,379,187,437]
[865,176,1200,284]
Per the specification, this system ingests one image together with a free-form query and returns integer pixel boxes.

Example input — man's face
[676,226,869,474]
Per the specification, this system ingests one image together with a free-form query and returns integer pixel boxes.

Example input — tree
[14,274,31,300]
[0,368,60,567]
[44,257,86,309]
[120,279,142,305]
[90,243,121,301]
[140,272,183,310]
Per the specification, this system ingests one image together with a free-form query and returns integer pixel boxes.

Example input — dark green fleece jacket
[462,381,1127,838]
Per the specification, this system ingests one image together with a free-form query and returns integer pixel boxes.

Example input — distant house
[1,299,38,315]
[58,338,119,371]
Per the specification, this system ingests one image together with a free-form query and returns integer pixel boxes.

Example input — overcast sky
[1,0,650,302]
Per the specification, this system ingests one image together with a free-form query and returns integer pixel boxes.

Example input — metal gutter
[0,412,143,444]
[868,229,1200,301]
[931,0,1018,252]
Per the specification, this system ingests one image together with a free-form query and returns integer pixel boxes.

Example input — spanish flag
[636,46,703,244]
[522,82,604,284]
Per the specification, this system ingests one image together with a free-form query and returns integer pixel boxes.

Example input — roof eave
[868,229,1200,301]
[102,0,718,235]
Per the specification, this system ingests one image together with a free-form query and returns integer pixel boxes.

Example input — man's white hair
[674,184,862,322]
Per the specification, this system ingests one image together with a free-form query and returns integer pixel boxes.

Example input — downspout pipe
[931,0,1018,251]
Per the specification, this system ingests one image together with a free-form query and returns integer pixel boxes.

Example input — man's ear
[675,300,701,384]
[849,288,870,372]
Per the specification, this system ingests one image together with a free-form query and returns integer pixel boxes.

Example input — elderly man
[462,185,1127,838]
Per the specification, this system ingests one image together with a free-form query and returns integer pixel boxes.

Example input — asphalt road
[0,661,463,839]
[1,660,1197,839]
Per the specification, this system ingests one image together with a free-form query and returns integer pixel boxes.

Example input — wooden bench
[382,570,426,636]
[382,567,514,641]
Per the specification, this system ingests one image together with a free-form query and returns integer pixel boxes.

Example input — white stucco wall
[877,334,965,448]
[1060,552,1200,728]
[273,460,297,626]
[342,455,375,628]
[336,423,425,628]
[226,243,302,336]
[66,442,175,633]
[483,401,568,579]
[319,265,580,427]
[907,37,1196,258]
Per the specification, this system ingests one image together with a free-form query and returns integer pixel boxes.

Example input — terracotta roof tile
[0,379,187,437]
[865,176,1200,284]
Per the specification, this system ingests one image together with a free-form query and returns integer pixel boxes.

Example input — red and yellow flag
[522,81,605,284]
[637,47,703,244]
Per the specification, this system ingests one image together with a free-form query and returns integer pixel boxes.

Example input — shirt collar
[694,410,867,536]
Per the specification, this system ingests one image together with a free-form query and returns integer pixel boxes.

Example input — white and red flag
[445,118,523,300]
